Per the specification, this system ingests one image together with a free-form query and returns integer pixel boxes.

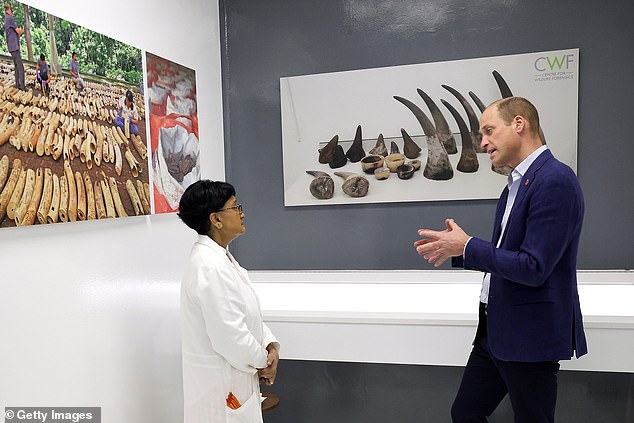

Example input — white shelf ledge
[250,270,634,372]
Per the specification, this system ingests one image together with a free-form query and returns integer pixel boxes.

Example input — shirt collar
[197,234,228,254]
[508,145,548,187]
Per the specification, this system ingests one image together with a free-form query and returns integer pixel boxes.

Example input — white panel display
[281,49,579,206]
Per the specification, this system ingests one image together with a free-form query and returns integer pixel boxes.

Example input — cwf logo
[534,54,575,72]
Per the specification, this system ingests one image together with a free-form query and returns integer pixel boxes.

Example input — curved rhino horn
[393,95,436,137]
[441,99,479,173]
[417,88,457,154]
[441,85,480,133]
[440,100,470,150]
[492,70,513,98]
[394,96,453,181]
[400,128,421,159]
[468,91,486,113]
[306,170,331,178]
[442,84,484,153]
[333,171,356,180]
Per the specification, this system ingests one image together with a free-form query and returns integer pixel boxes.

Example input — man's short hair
[40,53,45,61]
[4,2,11,11]
[492,97,540,137]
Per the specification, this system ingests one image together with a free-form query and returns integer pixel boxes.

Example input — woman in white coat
[178,180,280,423]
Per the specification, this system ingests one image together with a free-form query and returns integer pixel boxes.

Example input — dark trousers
[10,49,25,91]
[451,303,560,423]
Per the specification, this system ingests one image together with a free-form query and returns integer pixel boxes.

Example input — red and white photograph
[146,52,199,214]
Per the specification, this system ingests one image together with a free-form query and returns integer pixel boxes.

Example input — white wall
[0,0,224,422]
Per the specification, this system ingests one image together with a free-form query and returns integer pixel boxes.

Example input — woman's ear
[209,212,222,230]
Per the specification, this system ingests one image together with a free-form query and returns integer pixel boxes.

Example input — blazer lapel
[492,187,508,244]
[496,150,554,247]
[513,149,553,207]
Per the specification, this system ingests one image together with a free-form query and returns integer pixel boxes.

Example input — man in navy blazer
[414,97,587,423]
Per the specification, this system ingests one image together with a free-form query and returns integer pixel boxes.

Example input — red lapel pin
[525,179,529,186]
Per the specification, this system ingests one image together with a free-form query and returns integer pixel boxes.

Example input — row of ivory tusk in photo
[0,155,151,226]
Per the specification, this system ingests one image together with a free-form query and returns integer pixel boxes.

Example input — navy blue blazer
[454,150,587,362]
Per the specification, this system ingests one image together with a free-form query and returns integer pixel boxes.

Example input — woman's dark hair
[178,180,236,234]
[125,90,134,109]
[39,53,45,61]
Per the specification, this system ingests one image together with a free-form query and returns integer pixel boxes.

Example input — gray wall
[219,0,634,270]
[219,2,634,422]
[263,360,634,423]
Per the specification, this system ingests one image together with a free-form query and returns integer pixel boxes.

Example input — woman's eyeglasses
[217,204,243,213]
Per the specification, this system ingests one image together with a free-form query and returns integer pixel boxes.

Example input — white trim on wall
[252,270,634,372]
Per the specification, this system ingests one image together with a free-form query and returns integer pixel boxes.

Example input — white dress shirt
[479,145,548,303]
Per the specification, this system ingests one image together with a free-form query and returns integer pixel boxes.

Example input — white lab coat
[181,235,279,423]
